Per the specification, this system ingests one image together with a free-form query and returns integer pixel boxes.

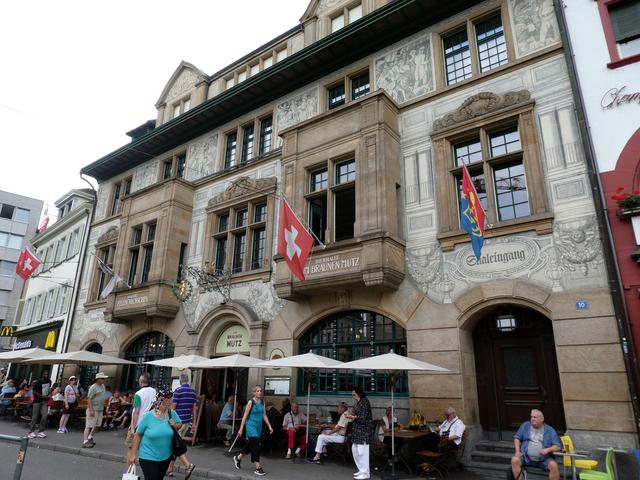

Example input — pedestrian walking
[28,371,52,438]
[58,375,78,433]
[166,373,196,478]
[347,387,373,480]
[82,372,107,448]
[127,372,156,448]
[233,385,274,476]
[127,389,182,480]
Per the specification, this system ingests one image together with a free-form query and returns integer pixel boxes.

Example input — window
[241,125,254,164]
[599,0,640,67]
[172,97,191,118]
[275,49,288,62]
[299,311,407,395]
[128,223,156,286]
[0,204,15,220]
[306,159,356,244]
[210,198,272,276]
[263,56,273,69]
[177,243,188,281]
[326,70,370,111]
[225,77,235,90]
[14,208,29,222]
[110,176,132,216]
[224,132,238,169]
[250,64,260,77]
[162,154,187,179]
[0,232,23,250]
[120,332,174,392]
[441,13,508,85]
[58,201,73,219]
[0,260,16,276]
[259,116,273,156]
[330,3,362,33]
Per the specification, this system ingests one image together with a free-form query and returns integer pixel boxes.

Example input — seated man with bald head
[282,401,307,458]
[511,409,561,480]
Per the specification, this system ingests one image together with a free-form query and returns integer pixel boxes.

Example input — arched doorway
[298,310,407,396]
[473,306,565,439]
[79,343,102,391]
[120,332,175,391]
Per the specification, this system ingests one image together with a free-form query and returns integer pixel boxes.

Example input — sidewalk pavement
[0,419,481,479]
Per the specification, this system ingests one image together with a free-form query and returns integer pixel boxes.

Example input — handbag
[169,410,188,457]
[122,464,139,480]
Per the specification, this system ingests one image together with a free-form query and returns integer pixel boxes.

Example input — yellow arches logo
[44,330,57,349]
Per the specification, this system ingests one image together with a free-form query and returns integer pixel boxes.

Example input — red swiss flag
[16,248,41,280]
[277,200,314,282]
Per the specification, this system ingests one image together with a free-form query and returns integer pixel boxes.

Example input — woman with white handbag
[127,390,183,480]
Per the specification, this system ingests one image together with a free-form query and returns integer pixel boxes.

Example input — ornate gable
[300,0,347,21]
[155,61,208,108]
[207,177,278,209]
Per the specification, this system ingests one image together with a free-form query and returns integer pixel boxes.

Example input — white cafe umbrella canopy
[22,350,136,366]
[0,347,54,362]
[145,354,209,370]
[190,353,263,435]
[340,351,449,479]
[257,352,345,459]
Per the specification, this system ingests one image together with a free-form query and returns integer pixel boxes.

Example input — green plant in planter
[612,187,640,209]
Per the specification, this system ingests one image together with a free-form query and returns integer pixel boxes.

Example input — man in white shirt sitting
[429,406,465,452]
[309,402,351,464]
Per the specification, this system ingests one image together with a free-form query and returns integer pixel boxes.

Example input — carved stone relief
[187,134,218,181]
[553,216,603,275]
[375,35,434,104]
[316,0,343,14]
[208,176,277,207]
[276,89,318,135]
[166,69,199,103]
[95,185,110,220]
[97,226,119,245]
[508,0,560,58]
[246,283,284,322]
[132,160,159,192]
[433,90,531,131]
[406,244,443,294]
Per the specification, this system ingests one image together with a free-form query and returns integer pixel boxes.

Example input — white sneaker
[28,432,37,439]
[57,429,64,434]
[37,432,47,438]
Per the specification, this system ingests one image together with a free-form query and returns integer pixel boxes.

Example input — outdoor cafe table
[383,429,430,474]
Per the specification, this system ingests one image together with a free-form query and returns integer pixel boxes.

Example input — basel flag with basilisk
[277,200,314,282]
[460,164,486,260]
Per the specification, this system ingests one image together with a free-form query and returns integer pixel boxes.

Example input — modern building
[72,0,637,459]
[0,190,43,352]
[10,189,94,382]
[561,0,640,388]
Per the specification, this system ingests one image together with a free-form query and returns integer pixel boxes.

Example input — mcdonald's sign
[44,330,57,349]
[0,326,14,337]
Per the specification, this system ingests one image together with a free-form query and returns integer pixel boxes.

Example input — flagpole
[89,251,132,289]
[279,194,326,250]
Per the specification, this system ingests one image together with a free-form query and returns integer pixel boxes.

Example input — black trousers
[241,436,261,463]
[138,457,172,480]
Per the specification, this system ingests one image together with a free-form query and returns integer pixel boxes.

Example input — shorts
[63,402,76,414]
[85,410,104,428]
[523,456,553,471]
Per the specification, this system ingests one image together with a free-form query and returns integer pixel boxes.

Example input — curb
[0,436,252,480]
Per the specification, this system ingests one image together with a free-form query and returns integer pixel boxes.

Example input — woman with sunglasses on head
[128,390,192,480]
[346,387,373,480]
[233,385,273,476]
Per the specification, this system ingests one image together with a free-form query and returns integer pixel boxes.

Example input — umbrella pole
[306,374,310,461]
[391,372,396,478]
[232,370,238,435]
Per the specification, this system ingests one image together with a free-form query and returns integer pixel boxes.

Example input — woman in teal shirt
[233,385,273,476]
[128,390,185,480]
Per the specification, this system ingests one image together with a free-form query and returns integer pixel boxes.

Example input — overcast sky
[0,0,304,220]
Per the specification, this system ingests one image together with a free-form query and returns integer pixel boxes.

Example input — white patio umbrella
[22,350,136,365]
[191,353,263,434]
[145,354,209,370]
[0,347,54,362]
[256,352,345,460]
[340,351,449,479]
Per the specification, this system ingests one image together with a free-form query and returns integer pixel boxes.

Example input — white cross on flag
[16,248,41,280]
[277,200,314,282]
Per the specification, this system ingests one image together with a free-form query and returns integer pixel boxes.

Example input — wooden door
[474,307,565,439]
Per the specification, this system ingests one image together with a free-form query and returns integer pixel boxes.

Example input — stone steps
[464,440,548,480]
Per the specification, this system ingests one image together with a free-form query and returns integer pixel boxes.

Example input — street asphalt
[0,418,484,479]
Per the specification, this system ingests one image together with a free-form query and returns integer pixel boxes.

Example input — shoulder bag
[169,410,187,457]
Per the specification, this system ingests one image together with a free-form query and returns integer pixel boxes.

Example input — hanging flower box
[613,187,640,219]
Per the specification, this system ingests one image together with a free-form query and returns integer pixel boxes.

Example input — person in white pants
[310,403,351,463]
[347,388,373,480]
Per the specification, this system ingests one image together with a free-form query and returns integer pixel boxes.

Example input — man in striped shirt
[167,373,197,478]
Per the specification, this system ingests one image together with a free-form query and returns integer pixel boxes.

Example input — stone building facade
[71,0,636,452]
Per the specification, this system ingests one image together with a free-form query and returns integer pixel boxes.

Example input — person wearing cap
[82,372,108,448]
[58,376,78,433]
[128,389,186,480]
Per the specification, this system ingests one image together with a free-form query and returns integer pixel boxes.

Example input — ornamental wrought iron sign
[172,264,231,304]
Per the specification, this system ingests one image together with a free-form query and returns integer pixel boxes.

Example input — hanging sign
[215,324,249,354]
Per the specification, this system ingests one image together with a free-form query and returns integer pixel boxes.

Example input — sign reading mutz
[303,251,362,279]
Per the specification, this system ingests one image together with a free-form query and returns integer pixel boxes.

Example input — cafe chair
[578,448,615,480]
[370,420,390,472]
[559,435,598,472]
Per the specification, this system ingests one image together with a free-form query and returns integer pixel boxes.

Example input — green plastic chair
[579,448,615,480]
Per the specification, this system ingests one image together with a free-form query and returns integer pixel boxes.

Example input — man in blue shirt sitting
[511,409,561,480]
[218,395,237,446]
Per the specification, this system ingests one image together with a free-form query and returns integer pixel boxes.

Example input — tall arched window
[120,332,175,391]
[79,343,102,390]
[299,310,408,396]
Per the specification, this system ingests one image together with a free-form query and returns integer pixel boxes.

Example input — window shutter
[610,2,640,43]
